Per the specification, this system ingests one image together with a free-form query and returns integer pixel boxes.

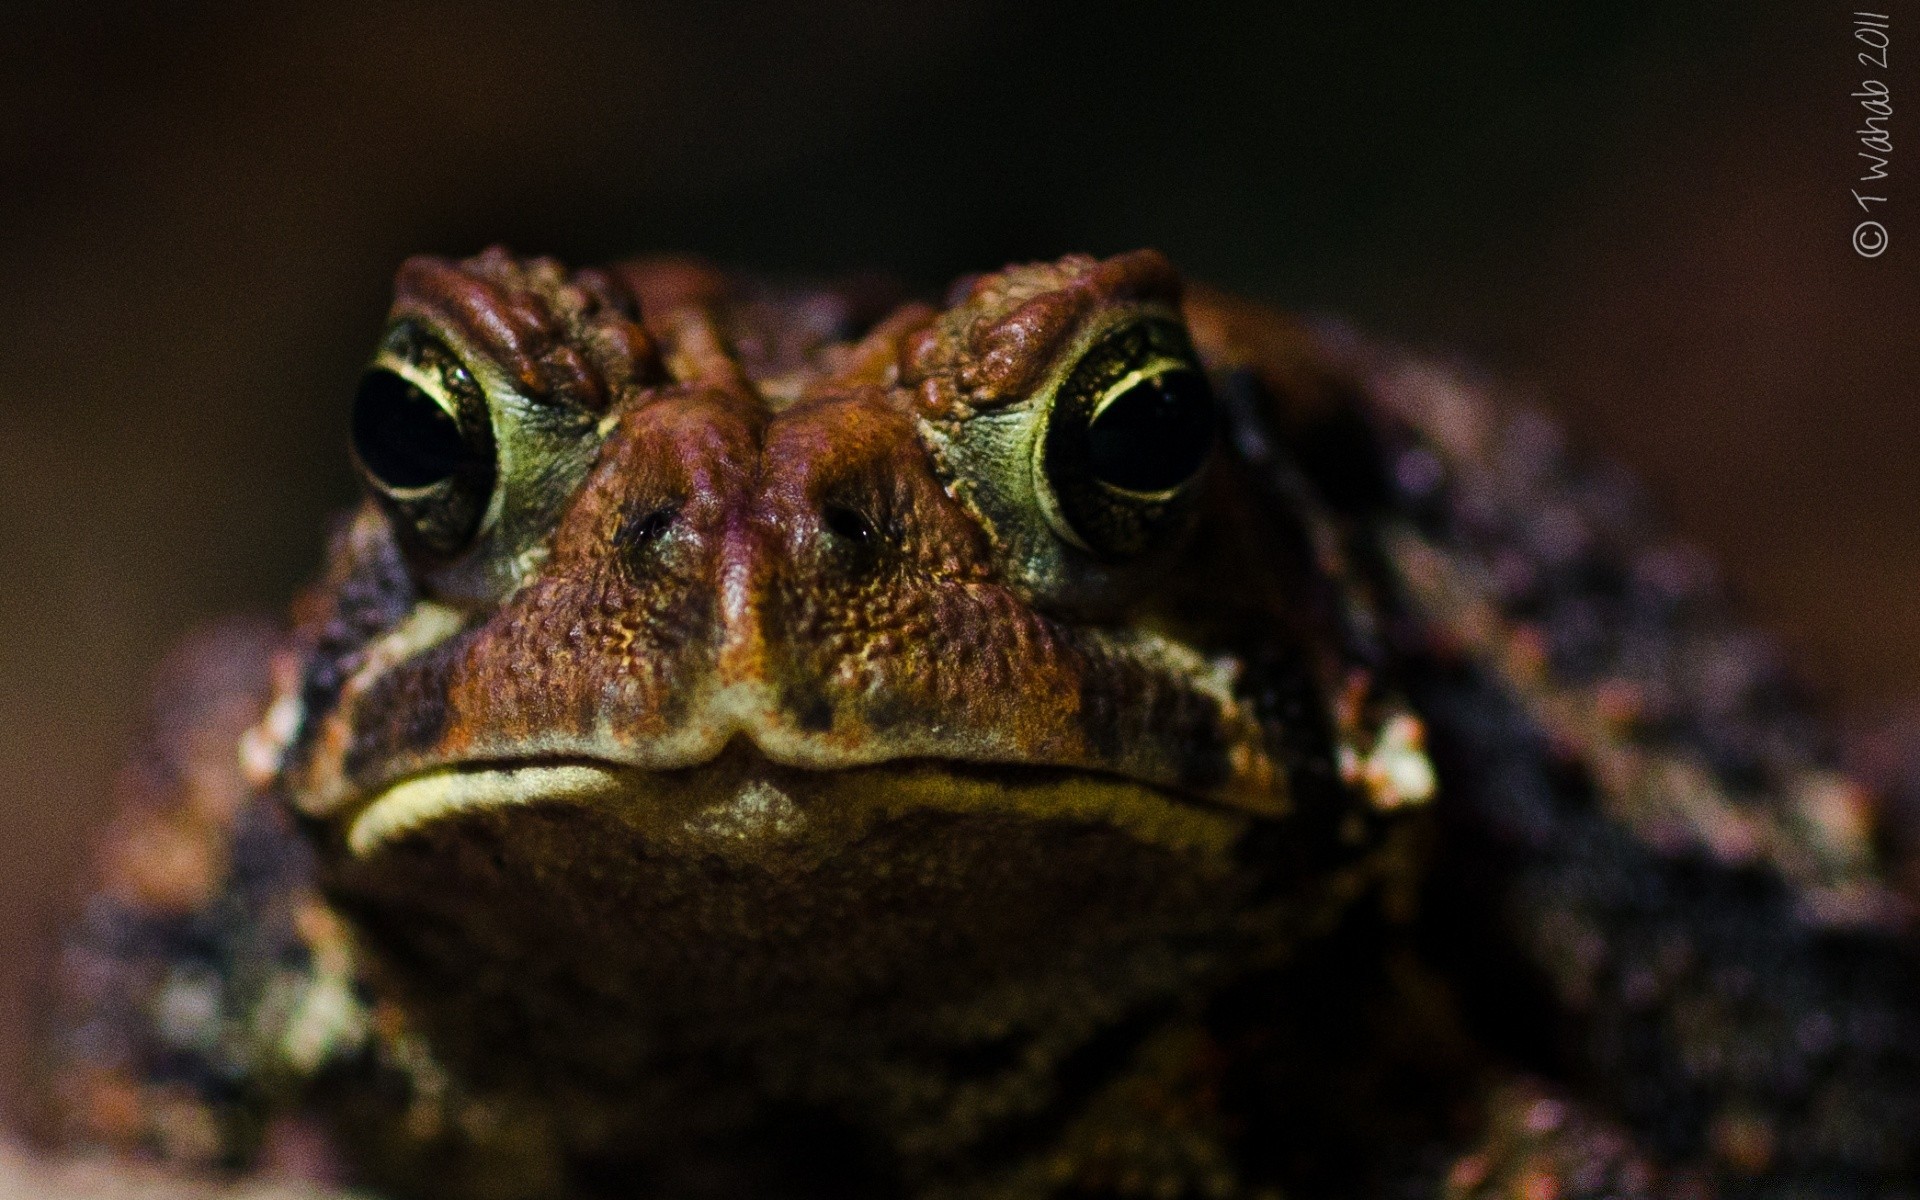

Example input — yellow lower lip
[345,758,1254,866]
[349,762,628,856]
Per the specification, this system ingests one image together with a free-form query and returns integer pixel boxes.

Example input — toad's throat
[323,753,1325,1113]
[344,752,1258,864]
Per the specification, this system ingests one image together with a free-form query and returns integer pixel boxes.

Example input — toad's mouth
[322,750,1323,1095]
[343,750,1260,865]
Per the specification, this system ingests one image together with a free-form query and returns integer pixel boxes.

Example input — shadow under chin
[319,758,1329,1151]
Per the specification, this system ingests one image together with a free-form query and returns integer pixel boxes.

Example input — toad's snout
[287,385,1281,832]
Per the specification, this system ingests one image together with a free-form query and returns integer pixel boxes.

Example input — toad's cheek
[289,600,1291,831]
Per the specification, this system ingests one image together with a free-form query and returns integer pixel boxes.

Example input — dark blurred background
[1,0,1915,1117]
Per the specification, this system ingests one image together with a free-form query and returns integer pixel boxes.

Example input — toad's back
[37,251,1920,1199]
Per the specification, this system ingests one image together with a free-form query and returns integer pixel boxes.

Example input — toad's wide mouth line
[343,754,1272,861]
[348,760,632,855]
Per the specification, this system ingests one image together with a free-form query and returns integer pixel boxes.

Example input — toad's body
[38,252,1920,1199]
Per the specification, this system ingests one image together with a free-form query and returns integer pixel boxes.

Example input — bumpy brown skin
[37,251,1920,1200]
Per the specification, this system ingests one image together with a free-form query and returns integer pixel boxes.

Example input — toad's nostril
[623,505,678,547]
[822,504,876,545]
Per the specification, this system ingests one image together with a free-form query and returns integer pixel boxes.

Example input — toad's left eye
[1036,320,1217,558]
[1086,367,1216,494]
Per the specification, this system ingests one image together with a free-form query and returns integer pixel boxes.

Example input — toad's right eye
[353,369,471,489]
[350,341,496,560]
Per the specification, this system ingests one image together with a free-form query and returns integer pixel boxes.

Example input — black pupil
[352,369,471,489]
[1085,369,1215,492]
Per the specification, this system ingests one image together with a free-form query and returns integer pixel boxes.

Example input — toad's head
[262,248,1418,1113]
